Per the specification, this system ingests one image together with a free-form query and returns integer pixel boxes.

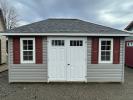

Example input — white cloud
[98,10,132,24]
[7,0,133,29]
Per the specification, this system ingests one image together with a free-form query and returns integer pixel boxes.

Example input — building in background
[125,21,133,67]
[0,9,7,64]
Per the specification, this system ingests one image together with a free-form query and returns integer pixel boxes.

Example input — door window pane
[52,40,64,46]
[70,40,83,46]
[80,41,83,46]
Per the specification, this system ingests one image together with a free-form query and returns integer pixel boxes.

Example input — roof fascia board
[1,33,130,36]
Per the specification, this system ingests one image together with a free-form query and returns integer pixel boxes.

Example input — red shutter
[13,36,20,64]
[35,36,43,64]
[113,37,120,64]
[91,37,99,64]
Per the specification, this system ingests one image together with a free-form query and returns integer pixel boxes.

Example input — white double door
[48,37,87,81]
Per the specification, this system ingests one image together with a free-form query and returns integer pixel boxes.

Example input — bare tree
[0,0,18,29]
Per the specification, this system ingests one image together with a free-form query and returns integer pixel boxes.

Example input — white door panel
[68,38,86,81]
[48,38,67,81]
[48,48,66,81]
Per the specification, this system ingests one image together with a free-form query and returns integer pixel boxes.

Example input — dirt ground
[0,66,133,100]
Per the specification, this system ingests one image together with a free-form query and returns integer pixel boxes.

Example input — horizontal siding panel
[10,65,47,68]
[10,76,47,79]
[10,69,47,72]
[10,67,47,70]
[10,72,47,75]
[9,80,47,82]
[87,64,122,69]
[10,74,47,77]
[10,64,47,66]
[43,52,47,55]
[87,73,122,77]
[87,69,122,73]
[87,77,122,82]
[9,66,47,82]
[10,65,47,69]
[43,49,47,51]
[10,77,47,80]
[87,64,123,82]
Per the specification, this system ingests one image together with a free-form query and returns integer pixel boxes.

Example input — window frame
[99,38,113,63]
[20,38,35,63]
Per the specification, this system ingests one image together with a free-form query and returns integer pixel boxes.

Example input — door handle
[67,64,70,65]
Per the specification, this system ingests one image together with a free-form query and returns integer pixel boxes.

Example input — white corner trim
[99,38,113,64]
[20,37,35,64]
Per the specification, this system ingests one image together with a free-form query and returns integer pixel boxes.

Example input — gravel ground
[0,66,133,100]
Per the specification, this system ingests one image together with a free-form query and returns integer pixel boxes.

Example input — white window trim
[99,38,113,64]
[20,38,35,63]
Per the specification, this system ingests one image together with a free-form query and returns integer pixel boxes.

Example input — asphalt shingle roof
[5,18,127,34]
[125,21,133,30]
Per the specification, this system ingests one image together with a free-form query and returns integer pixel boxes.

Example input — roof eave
[1,33,130,36]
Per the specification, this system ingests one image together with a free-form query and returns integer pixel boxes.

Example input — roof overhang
[0,33,130,36]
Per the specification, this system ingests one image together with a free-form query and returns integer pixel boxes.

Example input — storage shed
[125,21,133,67]
[2,19,129,83]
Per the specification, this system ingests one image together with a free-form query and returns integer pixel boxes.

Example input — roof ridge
[47,18,80,20]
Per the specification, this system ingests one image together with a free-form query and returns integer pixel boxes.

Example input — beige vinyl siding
[8,37,13,64]
[8,37,48,82]
[9,64,47,82]
[87,37,124,82]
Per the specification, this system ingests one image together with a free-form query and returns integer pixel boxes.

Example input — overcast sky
[8,0,133,29]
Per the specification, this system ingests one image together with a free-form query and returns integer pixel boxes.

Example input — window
[70,40,83,46]
[127,42,133,47]
[99,38,113,63]
[20,38,35,63]
[52,40,64,46]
